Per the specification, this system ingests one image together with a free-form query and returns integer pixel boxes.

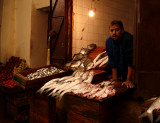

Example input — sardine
[139,97,160,123]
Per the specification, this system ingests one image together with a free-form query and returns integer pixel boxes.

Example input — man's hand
[122,80,134,88]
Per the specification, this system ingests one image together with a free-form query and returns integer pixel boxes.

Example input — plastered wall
[72,0,135,55]
[0,0,48,68]
[0,0,31,65]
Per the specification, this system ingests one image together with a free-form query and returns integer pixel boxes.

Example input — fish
[139,97,160,123]
[79,48,90,55]
[48,82,71,96]
[83,70,94,83]
[65,62,72,67]
[57,79,82,100]
[93,51,106,64]
[81,71,90,81]
[58,75,73,81]
[98,56,108,67]
[70,60,81,68]
[86,62,94,70]
[93,56,108,68]
[72,53,84,61]
[87,43,96,51]
[37,78,60,94]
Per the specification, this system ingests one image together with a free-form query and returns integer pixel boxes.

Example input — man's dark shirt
[105,31,133,81]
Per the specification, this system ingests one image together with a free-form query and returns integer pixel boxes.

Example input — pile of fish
[65,44,97,71]
[65,45,108,71]
[37,69,116,101]
[26,67,64,80]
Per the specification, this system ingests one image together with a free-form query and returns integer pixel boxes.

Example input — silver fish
[79,48,90,55]
[87,43,96,51]
[72,53,84,61]
[139,97,160,123]
[70,60,81,68]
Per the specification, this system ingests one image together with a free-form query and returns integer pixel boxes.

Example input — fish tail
[139,111,153,123]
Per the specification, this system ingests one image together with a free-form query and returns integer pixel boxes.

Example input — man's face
[109,24,124,41]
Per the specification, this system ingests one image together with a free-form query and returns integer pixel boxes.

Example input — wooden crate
[56,82,136,123]
[13,64,73,90]
[67,111,99,123]
[29,92,56,123]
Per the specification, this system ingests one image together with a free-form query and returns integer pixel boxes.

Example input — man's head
[109,20,124,41]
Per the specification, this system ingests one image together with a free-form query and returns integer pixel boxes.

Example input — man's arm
[112,68,118,81]
[122,66,134,88]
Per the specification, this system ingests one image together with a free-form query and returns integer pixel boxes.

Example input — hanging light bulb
[89,9,94,17]
[88,0,96,18]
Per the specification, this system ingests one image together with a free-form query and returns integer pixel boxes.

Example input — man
[106,20,134,88]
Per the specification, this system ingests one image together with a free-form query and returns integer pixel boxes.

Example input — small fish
[139,97,160,123]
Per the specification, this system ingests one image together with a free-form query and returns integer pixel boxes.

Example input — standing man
[106,20,134,88]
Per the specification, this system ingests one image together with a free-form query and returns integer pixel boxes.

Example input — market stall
[12,45,136,123]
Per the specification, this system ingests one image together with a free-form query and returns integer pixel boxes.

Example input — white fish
[64,76,80,82]
[93,51,106,64]
[59,75,73,81]
[139,97,160,123]
[98,56,108,67]
[71,83,87,93]
[89,87,106,99]
[96,88,109,100]
[44,81,65,93]
[57,79,82,100]
[49,82,71,96]
[93,56,108,68]
[83,70,94,83]
[81,71,90,81]
[37,78,59,94]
